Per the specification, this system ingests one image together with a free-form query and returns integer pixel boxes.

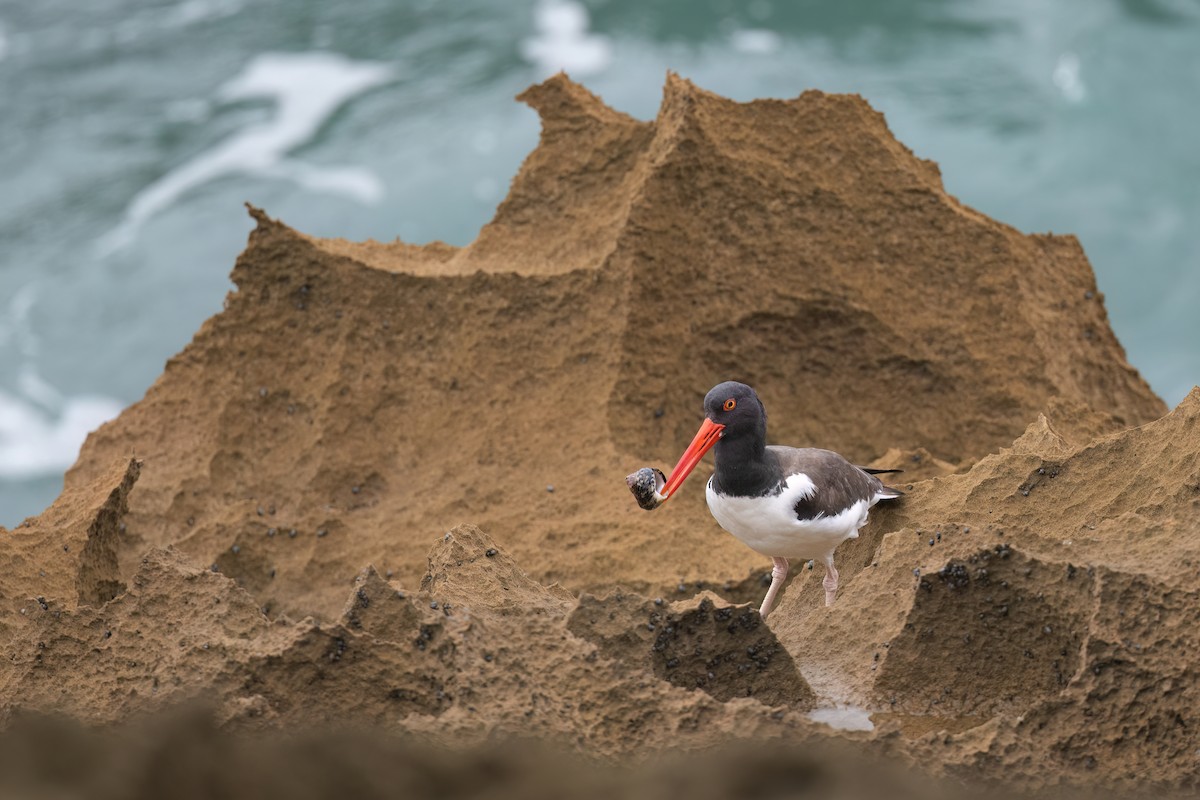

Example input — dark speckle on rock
[485,548,498,557]
[939,563,970,590]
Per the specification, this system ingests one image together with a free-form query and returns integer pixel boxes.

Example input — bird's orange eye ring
[723,398,736,411]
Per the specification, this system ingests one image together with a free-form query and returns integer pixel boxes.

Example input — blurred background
[1,0,1197,526]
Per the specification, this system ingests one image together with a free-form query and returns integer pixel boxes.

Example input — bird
[654,381,902,619]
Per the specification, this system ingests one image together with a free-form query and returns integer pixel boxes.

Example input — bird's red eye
[723,399,736,411]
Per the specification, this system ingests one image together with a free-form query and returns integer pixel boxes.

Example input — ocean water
[1,0,1197,526]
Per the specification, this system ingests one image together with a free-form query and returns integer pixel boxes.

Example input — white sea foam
[0,287,124,480]
[100,51,394,253]
[807,705,875,732]
[17,366,62,410]
[1053,51,1087,103]
[520,0,612,77]
[730,28,782,55]
[0,390,123,479]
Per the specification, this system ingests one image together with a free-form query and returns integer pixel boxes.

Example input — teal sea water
[1,0,1197,525]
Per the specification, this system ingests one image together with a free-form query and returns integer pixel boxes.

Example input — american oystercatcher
[628,381,902,619]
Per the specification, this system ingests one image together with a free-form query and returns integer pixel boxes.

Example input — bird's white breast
[705,473,870,560]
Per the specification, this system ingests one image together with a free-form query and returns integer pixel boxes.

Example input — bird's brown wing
[766,446,893,521]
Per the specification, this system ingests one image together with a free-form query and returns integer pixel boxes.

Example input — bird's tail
[859,467,905,499]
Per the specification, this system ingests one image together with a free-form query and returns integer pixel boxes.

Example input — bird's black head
[703,381,767,442]
[658,381,770,501]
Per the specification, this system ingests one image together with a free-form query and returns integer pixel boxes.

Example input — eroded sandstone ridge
[2,75,1192,794]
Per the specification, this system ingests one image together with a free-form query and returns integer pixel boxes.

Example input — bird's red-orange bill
[660,417,724,499]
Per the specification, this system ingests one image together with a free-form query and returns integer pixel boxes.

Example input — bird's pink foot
[822,557,839,607]
[759,557,789,619]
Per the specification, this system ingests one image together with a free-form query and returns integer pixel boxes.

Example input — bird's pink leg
[759,557,789,619]
[822,555,839,607]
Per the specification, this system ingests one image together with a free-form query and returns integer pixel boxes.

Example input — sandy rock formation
[59,75,1161,628]
[569,589,815,708]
